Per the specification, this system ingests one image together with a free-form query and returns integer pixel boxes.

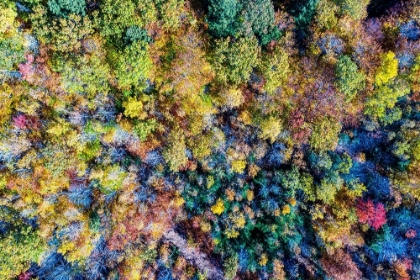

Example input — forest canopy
[1,0,420,279]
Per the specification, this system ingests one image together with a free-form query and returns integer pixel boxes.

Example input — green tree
[241,0,281,45]
[96,0,151,40]
[0,207,46,279]
[114,41,153,91]
[0,35,25,72]
[211,36,260,85]
[315,0,339,30]
[48,0,86,17]
[30,5,94,51]
[60,53,111,99]
[0,1,17,36]
[207,0,240,38]
[309,117,342,151]
[163,128,188,172]
[365,79,410,119]
[335,55,366,102]
[337,0,370,20]
[124,25,151,45]
[258,46,290,94]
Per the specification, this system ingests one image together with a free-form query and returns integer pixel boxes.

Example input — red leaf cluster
[356,199,387,230]
[18,54,35,82]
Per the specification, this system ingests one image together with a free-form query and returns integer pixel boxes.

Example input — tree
[259,116,283,143]
[47,0,86,17]
[30,5,94,51]
[123,97,147,119]
[315,0,339,31]
[356,199,387,230]
[153,0,185,30]
[211,198,225,215]
[0,208,46,279]
[320,249,363,280]
[335,55,366,102]
[259,46,290,94]
[163,128,188,172]
[309,117,342,151]
[375,51,399,87]
[365,79,410,119]
[338,0,370,20]
[409,54,420,100]
[114,41,153,91]
[206,0,240,38]
[211,36,260,85]
[241,0,281,45]
[0,1,17,36]
[60,53,111,100]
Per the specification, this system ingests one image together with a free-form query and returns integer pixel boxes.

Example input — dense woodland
[1,0,420,279]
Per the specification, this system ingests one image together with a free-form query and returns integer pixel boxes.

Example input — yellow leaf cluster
[211,198,225,215]
[123,97,147,119]
[259,116,282,143]
[375,51,398,86]
[231,159,247,173]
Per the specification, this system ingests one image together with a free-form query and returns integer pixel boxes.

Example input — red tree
[356,199,387,230]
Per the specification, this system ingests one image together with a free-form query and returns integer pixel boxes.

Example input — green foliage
[133,119,157,141]
[122,96,147,119]
[365,79,410,119]
[48,0,86,17]
[30,5,94,51]
[259,116,283,143]
[224,254,239,280]
[0,226,45,279]
[77,139,101,161]
[0,208,46,279]
[0,34,25,71]
[163,128,188,172]
[154,0,185,30]
[60,54,111,99]
[335,55,366,102]
[211,36,260,85]
[97,0,147,39]
[0,1,17,36]
[115,41,153,91]
[90,164,128,194]
[309,117,342,151]
[241,0,281,45]
[125,26,152,45]
[207,0,240,38]
[315,0,339,30]
[337,0,370,20]
[259,46,290,94]
[289,0,319,29]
